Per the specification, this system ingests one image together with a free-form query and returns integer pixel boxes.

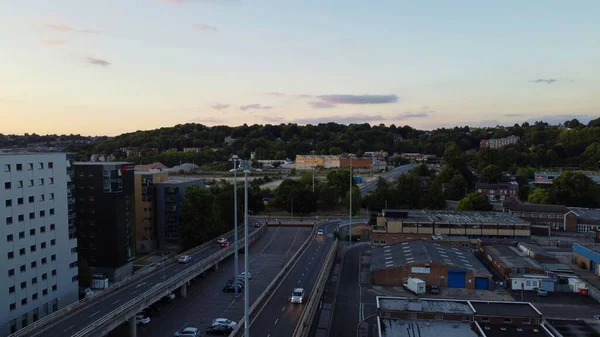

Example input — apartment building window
[52,285,57,292]
[9,286,15,294]
[4,182,11,190]
[49,208,55,215]
[30,245,36,252]
[5,199,12,207]
[3,164,10,172]
[29,212,35,219]
[38,178,44,186]
[7,234,13,242]
[20,281,26,289]
[18,231,24,239]
[28,180,33,187]
[39,195,45,202]
[20,265,26,272]
[28,196,34,203]
[39,210,45,217]
[51,269,56,276]
[41,257,47,265]
[42,289,47,295]
[19,248,25,256]
[18,197,23,205]
[51,239,56,246]
[15,163,22,171]
[8,268,15,276]
[31,261,36,268]
[72,276,78,282]
[48,162,53,169]
[8,251,14,259]
[21,298,27,305]
[27,163,33,170]
[69,262,77,268]
[9,303,16,311]
[32,277,37,284]
[50,224,55,230]
[49,178,54,185]
[42,273,47,280]
[38,162,44,170]
[51,254,56,261]
[32,293,38,300]
[6,216,13,225]
[30,228,35,236]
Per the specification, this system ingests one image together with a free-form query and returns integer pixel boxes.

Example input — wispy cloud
[530,78,558,84]
[295,114,385,125]
[240,104,273,111]
[303,93,399,109]
[504,113,523,117]
[195,24,218,32]
[193,117,224,124]
[266,92,286,96]
[309,101,336,109]
[262,116,286,124]
[39,40,66,46]
[392,106,435,120]
[43,23,101,34]
[84,57,110,67]
[210,103,229,110]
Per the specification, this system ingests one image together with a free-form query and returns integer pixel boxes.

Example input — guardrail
[292,238,339,337]
[229,222,321,337]
[70,225,266,337]
[10,227,240,337]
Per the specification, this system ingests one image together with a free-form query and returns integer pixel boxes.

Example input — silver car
[290,288,305,304]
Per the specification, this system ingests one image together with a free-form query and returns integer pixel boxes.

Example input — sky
[1,0,599,136]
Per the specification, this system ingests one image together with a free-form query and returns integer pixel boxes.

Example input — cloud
[266,92,286,96]
[318,94,399,105]
[504,113,523,117]
[240,104,273,111]
[262,116,286,124]
[194,117,223,124]
[84,57,110,67]
[39,40,66,46]
[530,78,558,84]
[391,106,435,120]
[294,114,385,125]
[196,24,218,32]
[309,101,336,109]
[43,23,101,34]
[210,103,229,110]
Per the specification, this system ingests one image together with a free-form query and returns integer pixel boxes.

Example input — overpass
[359,164,414,195]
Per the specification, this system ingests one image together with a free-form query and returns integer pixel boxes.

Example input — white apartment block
[0,153,79,336]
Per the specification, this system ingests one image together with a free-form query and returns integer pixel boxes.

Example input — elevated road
[360,164,414,196]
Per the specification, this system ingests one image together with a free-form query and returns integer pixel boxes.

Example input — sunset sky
[1,0,599,136]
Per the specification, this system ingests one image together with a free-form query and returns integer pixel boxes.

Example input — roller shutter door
[448,270,466,288]
[475,277,489,290]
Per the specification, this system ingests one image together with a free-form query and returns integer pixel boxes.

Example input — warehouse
[478,244,546,282]
[371,240,493,289]
[573,243,600,275]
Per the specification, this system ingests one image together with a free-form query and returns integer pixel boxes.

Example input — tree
[550,172,600,207]
[443,143,463,169]
[456,192,493,211]
[395,173,424,208]
[344,186,362,216]
[326,169,355,202]
[479,165,503,183]
[444,174,468,201]
[274,179,302,209]
[288,189,318,214]
[355,149,364,157]
[527,188,550,204]
[364,177,393,210]
[424,182,447,209]
[181,186,223,250]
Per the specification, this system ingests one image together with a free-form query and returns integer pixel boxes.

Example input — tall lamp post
[240,159,252,337]
[230,155,240,296]
[349,155,353,244]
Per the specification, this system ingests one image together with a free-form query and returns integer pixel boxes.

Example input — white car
[178,255,192,264]
[174,327,200,337]
[216,237,227,244]
[136,314,150,325]
[212,318,237,329]
[317,229,324,236]
[290,288,305,304]
[239,272,252,280]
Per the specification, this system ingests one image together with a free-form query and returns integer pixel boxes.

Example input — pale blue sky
[0,0,598,135]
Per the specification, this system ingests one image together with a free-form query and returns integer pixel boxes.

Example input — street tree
[456,192,493,211]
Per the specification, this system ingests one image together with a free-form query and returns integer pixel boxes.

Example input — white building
[1,153,79,336]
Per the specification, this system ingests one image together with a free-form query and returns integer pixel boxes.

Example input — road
[360,164,414,195]
[27,228,259,337]
[248,221,340,337]
[329,244,376,337]
[106,226,312,337]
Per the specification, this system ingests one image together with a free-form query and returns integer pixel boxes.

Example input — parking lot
[106,226,313,337]
[507,289,600,319]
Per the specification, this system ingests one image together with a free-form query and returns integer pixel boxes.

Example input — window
[39,195,45,202]
[41,226,46,233]
[4,182,10,190]
[27,163,33,170]
[504,318,512,323]
[21,298,27,305]
[42,289,47,296]
[41,258,47,265]
[42,273,47,280]
[89,196,95,201]
[29,212,35,219]
[16,164,22,171]
[72,276,78,282]
[30,229,35,236]
[51,239,56,246]
[5,199,12,207]
[3,164,10,172]
[6,216,13,225]
[52,285,57,292]
[18,214,24,222]
[9,286,15,294]
[17,180,23,188]
[51,254,56,261]
[69,262,77,268]
[19,248,25,256]
[20,282,26,289]
[8,268,14,276]
[48,162,53,169]
[8,252,14,259]
[18,231,24,239]
[38,162,44,170]
[50,224,55,231]
[39,210,45,217]
[38,178,44,186]
[31,261,37,268]
[32,277,37,284]
[41,242,46,249]
[522,318,531,324]
[28,196,34,203]
[49,193,54,200]
[17,197,23,205]
[28,180,33,187]
[49,208,55,215]
[20,265,26,272]
[51,269,56,276]
[30,245,36,252]
[9,303,16,311]
[32,293,38,300]
[49,178,54,185]
[7,234,13,242]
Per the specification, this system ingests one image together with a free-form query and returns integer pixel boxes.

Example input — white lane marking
[284,227,301,256]
[306,267,308,270]
[112,299,121,305]
[302,273,304,277]
[89,311,100,318]
[64,324,75,332]
[275,318,279,325]
[161,275,167,279]
[267,335,271,337]
[136,282,147,288]
[260,226,281,254]
[298,280,301,284]
[282,306,285,312]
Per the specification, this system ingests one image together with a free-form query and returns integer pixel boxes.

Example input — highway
[360,164,414,195]
[247,221,340,337]
[24,228,258,337]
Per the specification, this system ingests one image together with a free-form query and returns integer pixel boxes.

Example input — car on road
[430,285,440,294]
[317,229,324,235]
[221,241,230,248]
[254,222,261,228]
[290,288,305,304]
[217,237,227,244]
[206,324,233,335]
[178,255,192,264]
[174,327,200,337]
[239,272,252,280]
[136,314,151,325]
[537,289,549,297]
[223,280,243,293]
[212,318,237,329]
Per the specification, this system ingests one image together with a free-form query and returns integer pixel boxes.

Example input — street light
[240,159,252,337]
[229,155,240,296]
[349,155,353,244]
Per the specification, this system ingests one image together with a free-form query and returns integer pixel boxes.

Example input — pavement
[107,226,312,337]
[28,227,260,337]
[247,221,340,337]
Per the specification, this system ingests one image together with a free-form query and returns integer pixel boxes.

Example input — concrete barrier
[292,239,339,337]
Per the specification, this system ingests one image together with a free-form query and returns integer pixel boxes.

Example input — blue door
[475,277,489,290]
[448,270,466,288]
[591,260,597,273]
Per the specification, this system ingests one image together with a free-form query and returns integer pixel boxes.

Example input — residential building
[183,147,202,153]
[371,209,530,245]
[534,171,600,185]
[371,240,492,289]
[133,170,168,253]
[1,153,79,336]
[294,155,340,169]
[74,162,135,282]
[502,198,577,233]
[476,182,519,202]
[155,177,206,249]
[400,153,437,163]
[479,135,520,149]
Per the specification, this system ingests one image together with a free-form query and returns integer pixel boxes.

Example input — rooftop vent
[501,327,507,331]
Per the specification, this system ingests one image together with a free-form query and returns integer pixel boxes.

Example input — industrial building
[376,296,554,337]
[371,240,492,289]
[478,244,546,283]
[534,171,600,185]
[371,209,530,245]
[133,169,168,253]
[502,198,577,233]
[573,243,600,276]
[1,153,79,335]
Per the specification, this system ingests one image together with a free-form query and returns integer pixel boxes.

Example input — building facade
[1,153,79,336]
[155,177,205,249]
[133,170,168,253]
[294,155,340,169]
[573,243,600,276]
[502,198,577,232]
[534,171,600,185]
[74,162,135,282]
[479,135,520,149]
[476,182,519,202]
[339,156,373,169]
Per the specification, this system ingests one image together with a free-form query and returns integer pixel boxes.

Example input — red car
[254,223,261,228]
[221,241,230,248]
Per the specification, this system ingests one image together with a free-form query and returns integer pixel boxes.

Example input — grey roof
[502,198,571,214]
[476,182,518,190]
[540,262,571,272]
[517,242,555,258]
[371,240,492,276]
[546,319,600,337]
[74,161,132,165]
[470,301,542,318]
[570,207,600,224]
[156,176,206,185]
[377,297,474,315]
[478,324,553,337]
[381,209,528,224]
[379,318,478,337]
[482,245,544,270]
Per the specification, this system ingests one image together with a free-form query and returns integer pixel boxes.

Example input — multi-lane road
[360,164,414,195]
[24,229,255,337]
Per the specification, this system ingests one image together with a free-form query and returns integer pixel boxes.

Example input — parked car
[136,314,151,325]
[317,229,324,235]
[217,237,227,244]
[239,272,252,280]
[206,324,233,335]
[212,318,237,329]
[161,293,176,302]
[178,255,192,264]
[290,288,305,304]
[254,222,261,228]
[84,288,94,297]
[221,241,230,248]
[430,285,440,294]
[174,327,200,337]
[537,289,548,297]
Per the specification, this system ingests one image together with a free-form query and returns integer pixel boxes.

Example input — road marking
[267,335,271,337]
[306,267,308,270]
[64,324,75,332]
[112,299,121,305]
[284,227,301,256]
[298,280,301,284]
[89,311,100,318]
[136,282,147,288]
[302,273,304,277]
[282,306,285,312]
[275,318,279,325]
[161,275,167,279]
[260,226,281,254]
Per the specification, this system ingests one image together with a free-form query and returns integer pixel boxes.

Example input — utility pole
[312,168,315,192]
[230,155,240,296]
[241,159,252,337]
[349,155,353,244]
[291,196,294,223]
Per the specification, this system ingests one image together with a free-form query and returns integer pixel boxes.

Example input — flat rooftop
[377,297,475,315]
[379,318,478,337]
[74,161,132,165]
[546,319,600,337]
[482,245,543,270]
[157,176,206,184]
[477,323,553,337]
[371,240,492,276]
[470,301,542,318]
[381,209,528,224]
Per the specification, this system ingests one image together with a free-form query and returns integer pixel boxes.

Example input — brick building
[339,155,373,169]
[478,243,545,282]
[476,182,519,202]
[502,198,577,233]
[479,135,520,149]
